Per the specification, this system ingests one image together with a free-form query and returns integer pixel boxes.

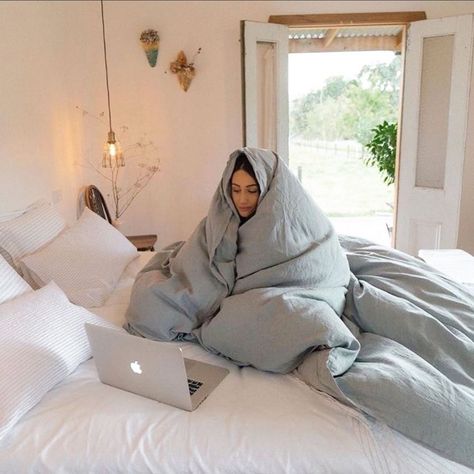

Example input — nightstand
[127,234,157,251]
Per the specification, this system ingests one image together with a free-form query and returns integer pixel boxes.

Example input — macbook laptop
[85,323,229,411]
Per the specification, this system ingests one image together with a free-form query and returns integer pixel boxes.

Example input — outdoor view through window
[288,51,401,246]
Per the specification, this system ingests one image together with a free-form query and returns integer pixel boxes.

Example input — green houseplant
[364,121,397,185]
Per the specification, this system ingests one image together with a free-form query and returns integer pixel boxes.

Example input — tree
[343,82,396,145]
[358,55,401,93]
[290,56,400,144]
[290,75,356,137]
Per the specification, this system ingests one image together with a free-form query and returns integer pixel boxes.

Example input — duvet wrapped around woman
[125,147,355,374]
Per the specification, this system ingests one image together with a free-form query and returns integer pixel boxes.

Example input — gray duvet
[125,148,474,468]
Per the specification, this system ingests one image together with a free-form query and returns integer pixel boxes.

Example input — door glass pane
[415,35,454,189]
[256,41,277,150]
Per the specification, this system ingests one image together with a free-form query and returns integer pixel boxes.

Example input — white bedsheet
[0,252,471,474]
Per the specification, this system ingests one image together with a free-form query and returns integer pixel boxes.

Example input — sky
[288,51,396,101]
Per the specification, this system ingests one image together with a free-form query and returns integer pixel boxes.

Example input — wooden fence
[291,138,370,160]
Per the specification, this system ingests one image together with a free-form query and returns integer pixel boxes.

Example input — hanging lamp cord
[100,0,113,134]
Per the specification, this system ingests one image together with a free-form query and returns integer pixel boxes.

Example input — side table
[126,234,157,251]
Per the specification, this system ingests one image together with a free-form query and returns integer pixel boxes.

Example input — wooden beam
[395,30,404,49]
[323,28,339,48]
[289,36,402,54]
[269,11,426,28]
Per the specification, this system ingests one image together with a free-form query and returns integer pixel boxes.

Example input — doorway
[241,12,426,245]
[243,11,471,254]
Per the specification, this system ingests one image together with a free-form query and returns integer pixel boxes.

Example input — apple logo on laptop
[130,360,142,375]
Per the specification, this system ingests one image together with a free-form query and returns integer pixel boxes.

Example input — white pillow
[0,198,44,223]
[0,281,117,442]
[0,199,66,268]
[20,208,138,307]
[0,255,31,304]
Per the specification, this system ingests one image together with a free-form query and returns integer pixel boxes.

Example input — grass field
[289,141,394,217]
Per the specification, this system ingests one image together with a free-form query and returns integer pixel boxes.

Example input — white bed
[0,202,472,473]
[0,251,471,474]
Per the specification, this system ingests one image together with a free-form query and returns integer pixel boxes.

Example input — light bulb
[102,130,124,168]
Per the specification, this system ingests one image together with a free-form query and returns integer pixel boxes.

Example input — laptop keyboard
[187,378,203,395]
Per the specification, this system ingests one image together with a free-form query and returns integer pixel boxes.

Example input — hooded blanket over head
[125,147,353,373]
[125,148,474,469]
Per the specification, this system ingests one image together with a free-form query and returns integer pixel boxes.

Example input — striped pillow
[20,208,138,307]
[0,198,44,223]
[0,255,31,304]
[0,281,117,442]
[0,200,66,268]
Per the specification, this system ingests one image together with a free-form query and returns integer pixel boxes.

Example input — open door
[395,14,474,255]
[241,21,289,163]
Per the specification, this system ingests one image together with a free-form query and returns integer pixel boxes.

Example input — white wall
[1,1,474,249]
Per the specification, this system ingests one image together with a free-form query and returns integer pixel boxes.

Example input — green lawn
[289,141,394,217]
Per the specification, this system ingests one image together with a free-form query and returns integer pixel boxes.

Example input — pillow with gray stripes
[0,199,66,269]
[0,281,116,442]
[0,254,31,305]
[20,208,138,308]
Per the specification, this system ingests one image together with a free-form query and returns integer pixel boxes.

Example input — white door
[395,14,474,255]
[241,21,289,163]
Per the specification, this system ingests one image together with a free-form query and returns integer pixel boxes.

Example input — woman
[125,147,351,372]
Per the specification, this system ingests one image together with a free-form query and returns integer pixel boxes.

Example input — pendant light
[100,0,124,168]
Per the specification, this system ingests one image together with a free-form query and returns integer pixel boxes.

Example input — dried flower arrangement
[76,106,160,223]
[169,47,202,91]
[140,29,160,67]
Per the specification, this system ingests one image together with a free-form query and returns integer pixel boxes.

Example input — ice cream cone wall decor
[140,29,160,67]
[169,48,201,92]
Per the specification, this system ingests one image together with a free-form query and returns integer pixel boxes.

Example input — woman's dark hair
[233,153,258,185]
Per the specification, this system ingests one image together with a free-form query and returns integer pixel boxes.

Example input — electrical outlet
[51,189,63,204]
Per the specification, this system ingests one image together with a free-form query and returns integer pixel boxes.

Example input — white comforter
[0,253,471,474]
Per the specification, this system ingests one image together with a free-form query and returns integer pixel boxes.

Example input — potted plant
[364,120,397,185]
[364,120,397,239]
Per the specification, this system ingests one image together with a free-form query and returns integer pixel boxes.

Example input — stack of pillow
[0,199,138,307]
[0,200,139,441]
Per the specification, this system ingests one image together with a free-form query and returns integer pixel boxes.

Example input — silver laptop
[85,323,229,411]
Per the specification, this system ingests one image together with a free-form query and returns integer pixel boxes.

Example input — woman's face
[231,169,260,218]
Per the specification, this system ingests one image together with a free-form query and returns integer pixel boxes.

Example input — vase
[143,43,159,67]
[112,218,123,233]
